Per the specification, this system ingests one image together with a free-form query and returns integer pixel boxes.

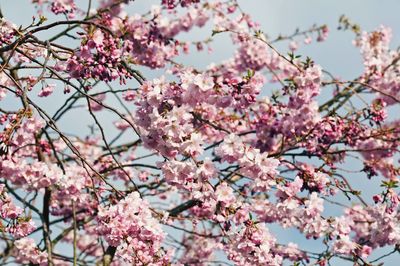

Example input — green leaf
[381,180,398,188]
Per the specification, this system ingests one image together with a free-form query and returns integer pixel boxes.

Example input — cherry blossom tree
[0,0,399,265]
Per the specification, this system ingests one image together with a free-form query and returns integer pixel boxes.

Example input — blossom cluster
[96,192,168,265]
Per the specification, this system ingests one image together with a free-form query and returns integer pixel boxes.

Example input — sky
[1,0,400,265]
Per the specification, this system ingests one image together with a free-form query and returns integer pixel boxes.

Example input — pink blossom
[38,84,55,97]
[14,238,47,265]
[215,182,235,206]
